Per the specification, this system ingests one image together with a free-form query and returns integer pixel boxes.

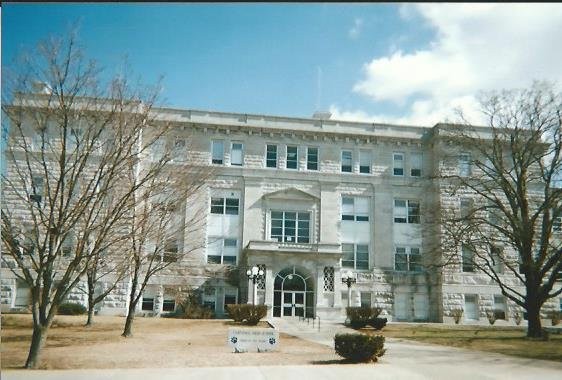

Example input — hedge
[57,302,87,315]
[346,307,383,329]
[334,333,385,363]
[226,304,267,325]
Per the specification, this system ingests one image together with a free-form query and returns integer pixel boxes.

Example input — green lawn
[364,323,562,362]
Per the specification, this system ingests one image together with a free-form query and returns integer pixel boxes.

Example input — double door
[282,291,305,317]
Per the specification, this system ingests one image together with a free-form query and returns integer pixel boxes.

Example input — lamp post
[341,270,356,308]
[246,265,264,305]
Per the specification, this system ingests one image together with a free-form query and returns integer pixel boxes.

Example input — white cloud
[348,18,363,39]
[337,4,562,125]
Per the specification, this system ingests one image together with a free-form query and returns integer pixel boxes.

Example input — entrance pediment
[262,187,319,201]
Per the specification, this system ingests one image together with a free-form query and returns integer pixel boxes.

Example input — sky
[3,3,562,126]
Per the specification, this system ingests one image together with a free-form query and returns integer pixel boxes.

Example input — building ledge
[245,240,341,255]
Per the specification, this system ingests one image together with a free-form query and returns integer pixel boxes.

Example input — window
[342,243,369,270]
[271,211,310,243]
[459,153,471,176]
[151,139,165,161]
[393,153,404,176]
[410,153,422,177]
[490,246,503,274]
[359,150,371,174]
[394,246,422,272]
[341,150,352,172]
[207,238,238,264]
[464,294,479,320]
[462,245,475,272]
[307,147,318,170]
[360,292,372,308]
[142,297,154,311]
[286,146,298,169]
[460,198,473,218]
[62,233,74,257]
[393,200,420,224]
[212,140,224,165]
[224,293,237,307]
[323,267,334,292]
[162,299,176,312]
[163,240,179,263]
[266,144,278,168]
[29,176,44,203]
[202,287,216,310]
[341,197,369,221]
[172,138,187,162]
[210,197,239,215]
[230,142,243,166]
[493,295,506,320]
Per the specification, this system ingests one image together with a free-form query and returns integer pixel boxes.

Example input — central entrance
[273,266,314,318]
[282,291,305,317]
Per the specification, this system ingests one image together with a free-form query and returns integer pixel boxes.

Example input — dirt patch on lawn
[1,314,340,369]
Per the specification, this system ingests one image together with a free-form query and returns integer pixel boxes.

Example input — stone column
[155,285,164,315]
[264,266,274,317]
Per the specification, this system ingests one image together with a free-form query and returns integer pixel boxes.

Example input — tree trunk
[85,287,95,326]
[122,303,136,337]
[24,324,48,369]
[526,303,544,339]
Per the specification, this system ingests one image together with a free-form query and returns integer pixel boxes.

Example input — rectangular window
[493,295,506,320]
[460,198,473,218]
[490,246,503,274]
[207,237,238,265]
[342,243,369,270]
[210,197,239,215]
[459,153,471,176]
[341,196,369,221]
[464,294,478,320]
[151,139,165,162]
[142,297,154,311]
[29,176,44,203]
[172,138,187,162]
[553,216,561,232]
[162,299,176,312]
[266,144,278,168]
[212,140,224,165]
[394,200,419,224]
[230,142,243,166]
[410,152,422,177]
[271,211,310,243]
[286,146,298,169]
[462,245,475,272]
[341,150,352,173]
[394,246,422,272]
[62,233,74,257]
[163,240,179,263]
[360,292,372,308]
[359,150,371,174]
[393,153,404,176]
[224,294,237,307]
[307,147,318,170]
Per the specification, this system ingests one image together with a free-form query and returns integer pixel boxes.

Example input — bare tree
[1,33,172,368]
[120,163,210,337]
[433,81,562,338]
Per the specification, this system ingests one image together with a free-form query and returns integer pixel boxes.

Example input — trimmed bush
[334,333,385,363]
[226,304,267,325]
[550,311,561,326]
[57,302,87,315]
[486,310,497,325]
[346,307,382,329]
[513,311,522,326]
[367,317,387,330]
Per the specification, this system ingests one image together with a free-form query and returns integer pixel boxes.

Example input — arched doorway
[273,266,314,318]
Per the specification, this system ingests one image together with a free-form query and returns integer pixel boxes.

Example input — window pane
[459,153,471,176]
[341,150,352,172]
[411,153,422,177]
[266,145,278,168]
[271,211,283,220]
[395,253,408,271]
[162,299,176,312]
[307,147,318,170]
[394,200,407,223]
[223,255,237,265]
[287,146,298,169]
[210,198,224,214]
[224,239,237,247]
[207,255,222,264]
[342,197,354,216]
[360,150,371,174]
[212,140,224,164]
[231,142,243,166]
[408,201,420,224]
[393,153,404,176]
[462,245,474,272]
[225,198,239,215]
[142,297,154,311]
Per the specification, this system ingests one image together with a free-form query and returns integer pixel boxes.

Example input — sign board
[227,327,279,353]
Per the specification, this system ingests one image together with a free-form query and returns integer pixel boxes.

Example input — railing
[299,315,321,331]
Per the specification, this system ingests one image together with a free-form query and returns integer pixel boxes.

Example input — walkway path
[269,317,562,380]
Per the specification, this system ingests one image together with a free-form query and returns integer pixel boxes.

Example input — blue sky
[3,3,562,125]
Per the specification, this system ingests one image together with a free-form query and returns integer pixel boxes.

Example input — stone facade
[2,102,561,325]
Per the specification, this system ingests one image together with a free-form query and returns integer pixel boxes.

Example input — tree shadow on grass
[311,359,371,365]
